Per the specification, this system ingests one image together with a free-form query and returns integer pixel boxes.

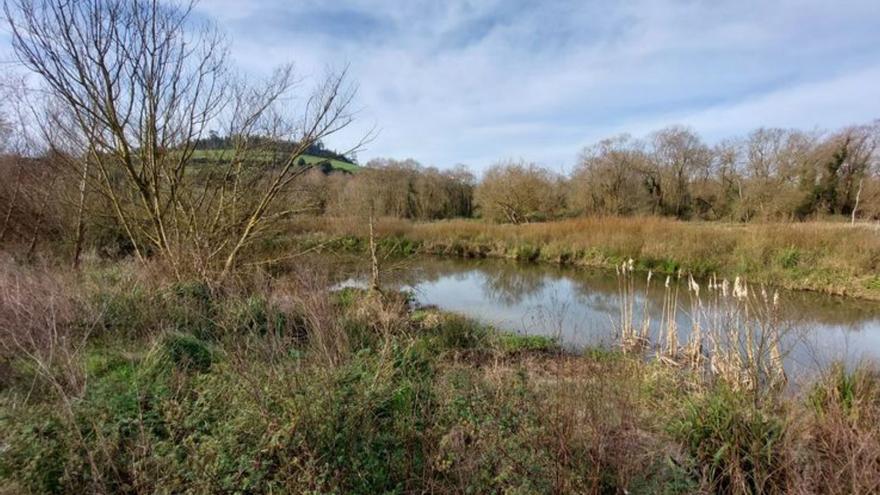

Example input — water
[342,257,880,376]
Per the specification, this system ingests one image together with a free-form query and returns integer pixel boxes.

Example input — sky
[5,1,880,171]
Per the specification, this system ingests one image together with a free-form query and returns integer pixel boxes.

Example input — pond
[341,257,880,376]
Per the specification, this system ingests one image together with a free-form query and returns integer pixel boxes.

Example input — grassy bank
[290,216,880,300]
[2,257,879,493]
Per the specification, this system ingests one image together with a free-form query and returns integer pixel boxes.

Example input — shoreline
[288,216,880,302]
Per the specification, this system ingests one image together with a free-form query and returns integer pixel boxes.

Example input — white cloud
[186,1,880,169]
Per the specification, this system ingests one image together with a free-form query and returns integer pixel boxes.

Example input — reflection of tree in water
[386,258,473,287]
[480,265,547,305]
[569,272,624,314]
[378,256,880,334]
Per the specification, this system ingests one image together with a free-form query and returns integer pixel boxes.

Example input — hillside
[190,149,360,173]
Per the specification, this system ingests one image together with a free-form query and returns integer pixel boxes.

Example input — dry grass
[292,215,880,300]
[2,253,880,493]
[0,254,84,394]
[793,364,880,494]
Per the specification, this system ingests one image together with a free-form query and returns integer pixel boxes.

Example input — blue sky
[6,1,880,171]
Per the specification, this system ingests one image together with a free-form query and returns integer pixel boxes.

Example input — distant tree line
[567,123,879,222]
[303,121,879,223]
[299,159,475,219]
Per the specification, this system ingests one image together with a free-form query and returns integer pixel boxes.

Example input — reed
[614,258,650,354]
[614,263,788,398]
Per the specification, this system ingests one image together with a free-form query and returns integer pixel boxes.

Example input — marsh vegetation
[1,0,879,493]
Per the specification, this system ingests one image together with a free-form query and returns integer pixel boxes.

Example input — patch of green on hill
[190,149,360,173]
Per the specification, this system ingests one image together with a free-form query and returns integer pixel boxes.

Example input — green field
[191,148,360,173]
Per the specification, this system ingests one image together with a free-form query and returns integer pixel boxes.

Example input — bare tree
[5,0,363,278]
[475,160,565,223]
[648,126,711,219]
[570,134,648,216]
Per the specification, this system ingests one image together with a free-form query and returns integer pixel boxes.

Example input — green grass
[2,263,879,493]
[190,149,360,173]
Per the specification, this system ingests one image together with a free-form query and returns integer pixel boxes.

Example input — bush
[670,385,789,494]
[147,331,214,374]
[800,364,880,493]
[432,314,488,351]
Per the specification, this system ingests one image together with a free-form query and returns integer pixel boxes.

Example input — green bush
[223,295,287,336]
[166,280,216,337]
[513,244,540,262]
[148,332,215,374]
[433,314,488,351]
[777,247,801,270]
[670,385,788,493]
[92,284,157,337]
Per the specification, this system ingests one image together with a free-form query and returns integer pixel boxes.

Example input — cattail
[733,276,747,300]
[688,274,700,297]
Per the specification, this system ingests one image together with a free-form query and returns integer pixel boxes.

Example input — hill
[190,148,360,174]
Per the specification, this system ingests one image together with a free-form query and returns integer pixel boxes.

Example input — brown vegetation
[3,0,364,277]
[0,255,878,493]
[290,215,880,299]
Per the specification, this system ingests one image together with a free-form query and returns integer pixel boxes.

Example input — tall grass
[1,254,879,493]
[613,264,789,404]
[291,215,880,300]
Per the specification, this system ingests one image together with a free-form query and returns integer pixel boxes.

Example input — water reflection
[344,257,880,375]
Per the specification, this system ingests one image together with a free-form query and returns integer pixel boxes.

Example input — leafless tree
[5,0,364,278]
[648,126,711,219]
[475,160,566,223]
[570,135,648,216]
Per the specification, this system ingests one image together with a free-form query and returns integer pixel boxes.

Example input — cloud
[155,1,880,169]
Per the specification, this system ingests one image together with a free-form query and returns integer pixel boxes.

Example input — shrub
[777,247,801,270]
[799,364,880,493]
[432,314,488,351]
[146,332,214,374]
[670,385,789,494]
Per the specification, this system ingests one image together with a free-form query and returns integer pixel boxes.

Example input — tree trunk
[72,160,90,268]
[368,208,381,293]
[851,179,863,225]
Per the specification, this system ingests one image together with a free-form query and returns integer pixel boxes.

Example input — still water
[344,257,880,376]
